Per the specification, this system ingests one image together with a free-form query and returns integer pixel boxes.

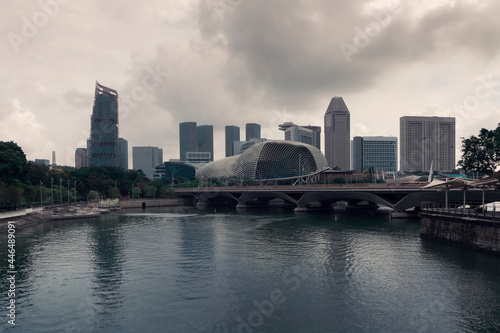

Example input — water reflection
[88,214,125,330]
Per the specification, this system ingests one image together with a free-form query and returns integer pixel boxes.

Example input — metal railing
[0,207,43,220]
[421,201,499,221]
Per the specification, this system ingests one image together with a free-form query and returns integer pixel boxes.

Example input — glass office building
[88,81,119,167]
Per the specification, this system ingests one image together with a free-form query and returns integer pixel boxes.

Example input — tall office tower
[351,137,364,172]
[246,123,261,141]
[52,151,56,166]
[75,148,88,169]
[400,116,456,172]
[279,122,321,150]
[351,136,397,173]
[118,138,128,170]
[324,97,350,170]
[225,125,240,157]
[179,122,197,161]
[197,125,214,162]
[133,146,163,180]
[88,81,119,167]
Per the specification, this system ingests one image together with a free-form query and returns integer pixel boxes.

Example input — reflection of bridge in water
[175,186,500,217]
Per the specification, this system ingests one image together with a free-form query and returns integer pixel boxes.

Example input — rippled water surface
[1,206,500,332]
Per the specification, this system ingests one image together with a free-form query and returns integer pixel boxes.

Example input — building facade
[234,138,267,155]
[400,116,456,172]
[245,123,261,141]
[88,81,119,167]
[196,141,328,181]
[324,97,350,170]
[279,122,321,150]
[119,138,128,170]
[351,136,397,173]
[133,146,163,180]
[185,152,212,165]
[225,125,240,157]
[35,159,50,167]
[197,125,214,162]
[75,148,88,169]
[179,122,197,161]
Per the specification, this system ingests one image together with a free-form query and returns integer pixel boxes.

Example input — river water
[1,206,500,332]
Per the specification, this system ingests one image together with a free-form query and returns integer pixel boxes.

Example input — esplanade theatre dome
[196,140,329,180]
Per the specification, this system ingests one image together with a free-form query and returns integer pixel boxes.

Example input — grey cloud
[195,0,500,114]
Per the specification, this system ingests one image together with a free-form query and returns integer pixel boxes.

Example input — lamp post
[67,180,70,204]
[74,180,77,203]
[59,178,62,204]
[40,181,43,208]
[51,178,53,205]
[171,169,180,189]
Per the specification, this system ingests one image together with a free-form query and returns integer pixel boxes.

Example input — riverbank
[420,207,500,255]
[0,198,189,231]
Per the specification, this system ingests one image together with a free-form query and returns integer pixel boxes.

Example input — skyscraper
[246,123,261,141]
[88,81,119,167]
[197,125,214,162]
[400,116,456,172]
[225,125,240,157]
[279,122,321,150]
[133,146,163,180]
[118,138,128,170]
[351,136,397,173]
[75,148,88,169]
[179,122,197,161]
[324,97,350,170]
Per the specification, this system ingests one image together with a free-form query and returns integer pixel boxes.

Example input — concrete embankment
[420,212,500,255]
[120,198,190,209]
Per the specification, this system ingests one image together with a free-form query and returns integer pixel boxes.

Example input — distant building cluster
[58,81,457,183]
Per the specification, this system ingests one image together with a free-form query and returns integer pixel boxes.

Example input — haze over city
[1,0,500,166]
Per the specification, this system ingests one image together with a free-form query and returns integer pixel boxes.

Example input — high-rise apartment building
[88,81,119,167]
[324,97,350,170]
[179,122,197,161]
[75,148,88,169]
[133,146,163,180]
[279,122,321,150]
[246,123,261,141]
[351,136,397,173]
[197,125,214,162]
[400,116,456,172]
[119,138,128,170]
[179,122,214,161]
[225,125,240,157]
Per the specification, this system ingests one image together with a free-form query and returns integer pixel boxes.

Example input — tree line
[0,141,187,210]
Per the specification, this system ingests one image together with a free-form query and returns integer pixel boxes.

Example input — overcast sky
[1,0,499,167]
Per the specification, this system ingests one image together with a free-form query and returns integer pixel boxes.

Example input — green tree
[89,190,99,200]
[108,186,121,199]
[159,186,175,198]
[458,123,500,175]
[0,141,28,185]
[132,187,141,199]
[144,186,157,198]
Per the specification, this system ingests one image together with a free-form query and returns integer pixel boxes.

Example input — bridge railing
[421,201,499,221]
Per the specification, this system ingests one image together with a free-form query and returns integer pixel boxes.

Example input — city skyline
[2,1,500,166]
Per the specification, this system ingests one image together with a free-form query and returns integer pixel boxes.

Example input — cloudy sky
[1,0,499,167]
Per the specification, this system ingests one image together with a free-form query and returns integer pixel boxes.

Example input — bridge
[175,185,500,217]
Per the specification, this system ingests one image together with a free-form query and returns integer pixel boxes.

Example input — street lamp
[67,179,70,204]
[40,181,43,208]
[74,180,77,203]
[59,178,62,204]
[51,178,54,205]
[171,169,180,189]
